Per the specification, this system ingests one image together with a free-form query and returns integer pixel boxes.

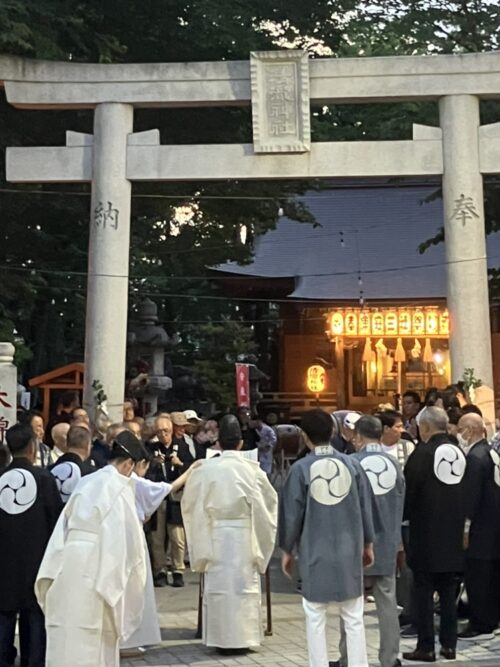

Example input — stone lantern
[127,299,173,416]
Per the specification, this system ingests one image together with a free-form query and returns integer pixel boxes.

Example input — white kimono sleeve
[35,509,68,611]
[181,467,213,572]
[252,469,278,574]
[135,477,171,522]
[95,492,147,640]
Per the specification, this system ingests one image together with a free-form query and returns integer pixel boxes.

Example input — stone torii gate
[2,50,500,422]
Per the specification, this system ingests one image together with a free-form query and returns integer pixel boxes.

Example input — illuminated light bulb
[433,351,443,365]
[239,224,247,245]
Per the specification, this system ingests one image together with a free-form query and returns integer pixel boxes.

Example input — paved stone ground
[121,558,500,667]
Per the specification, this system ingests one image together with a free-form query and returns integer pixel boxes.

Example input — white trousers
[302,596,368,667]
[339,575,400,667]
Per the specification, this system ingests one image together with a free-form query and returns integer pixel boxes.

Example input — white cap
[415,407,427,426]
[344,412,361,430]
[184,409,202,423]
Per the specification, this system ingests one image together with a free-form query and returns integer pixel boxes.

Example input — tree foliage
[176,320,258,408]
[355,1,500,55]
[1,0,500,400]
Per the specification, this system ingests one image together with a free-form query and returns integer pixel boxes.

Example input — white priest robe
[121,473,171,650]
[35,465,146,667]
[181,451,278,649]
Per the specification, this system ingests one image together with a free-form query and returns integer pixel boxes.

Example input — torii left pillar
[83,103,133,422]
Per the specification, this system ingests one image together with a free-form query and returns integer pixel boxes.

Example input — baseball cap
[170,411,189,426]
[415,407,427,426]
[343,412,361,430]
[184,409,202,423]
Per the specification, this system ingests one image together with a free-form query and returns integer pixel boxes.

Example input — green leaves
[2,0,500,390]
[0,0,124,61]
[179,319,258,408]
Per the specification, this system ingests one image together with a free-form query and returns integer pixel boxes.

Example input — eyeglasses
[157,428,171,435]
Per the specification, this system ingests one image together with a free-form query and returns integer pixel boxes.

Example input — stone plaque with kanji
[250,50,311,153]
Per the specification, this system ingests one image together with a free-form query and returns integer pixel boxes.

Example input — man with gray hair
[457,412,500,641]
[50,422,70,460]
[403,407,467,663]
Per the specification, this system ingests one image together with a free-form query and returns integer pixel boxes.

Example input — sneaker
[365,594,375,603]
[457,627,494,641]
[400,624,418,638]
[172,572,185,587]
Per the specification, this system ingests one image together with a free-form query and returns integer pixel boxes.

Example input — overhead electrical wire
[0,252,495,283]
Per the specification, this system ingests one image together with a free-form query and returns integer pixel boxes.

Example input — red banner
[235,363,250,407]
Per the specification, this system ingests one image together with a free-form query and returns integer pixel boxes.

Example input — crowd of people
[0,393,279,667]
[1,384,500,667]
[297,383,500,667]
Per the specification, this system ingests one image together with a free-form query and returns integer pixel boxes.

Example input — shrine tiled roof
[214,185,500,301]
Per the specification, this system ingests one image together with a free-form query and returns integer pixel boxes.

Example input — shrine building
[213,183,500,416]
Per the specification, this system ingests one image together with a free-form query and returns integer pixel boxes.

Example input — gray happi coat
[353,443,405,577]
[279,445,374,603]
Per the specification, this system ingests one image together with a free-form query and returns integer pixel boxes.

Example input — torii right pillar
[440,94,495,428]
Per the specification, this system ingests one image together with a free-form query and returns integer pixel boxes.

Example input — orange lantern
[385,310,398,335]
[306,365,326,393]
[398,310,412,336]
[439,310,449,336]
[412,309,425,336]
[372,312,384,335]
[426,309,439,335]
[330,311,344,336]
[344,311,358,335]
[358,310,371,336]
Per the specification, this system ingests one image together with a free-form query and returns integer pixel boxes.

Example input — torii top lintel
[2,50,500,108]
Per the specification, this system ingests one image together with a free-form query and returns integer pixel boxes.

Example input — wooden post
[335,337,346,409]
[264,566,272,636]
[43,386,50,425]
[195,574,204,639]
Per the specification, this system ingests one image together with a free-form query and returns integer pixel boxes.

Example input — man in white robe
[122,452,197,653]
[182,414,278,653]
[35,431,147,667]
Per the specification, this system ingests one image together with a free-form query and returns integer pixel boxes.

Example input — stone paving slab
[121,560,500,667]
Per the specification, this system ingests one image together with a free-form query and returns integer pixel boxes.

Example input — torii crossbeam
[2,50,500,423]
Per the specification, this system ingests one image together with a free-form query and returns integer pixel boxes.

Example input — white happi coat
[182,451,278,649]
[36,465,146,667]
